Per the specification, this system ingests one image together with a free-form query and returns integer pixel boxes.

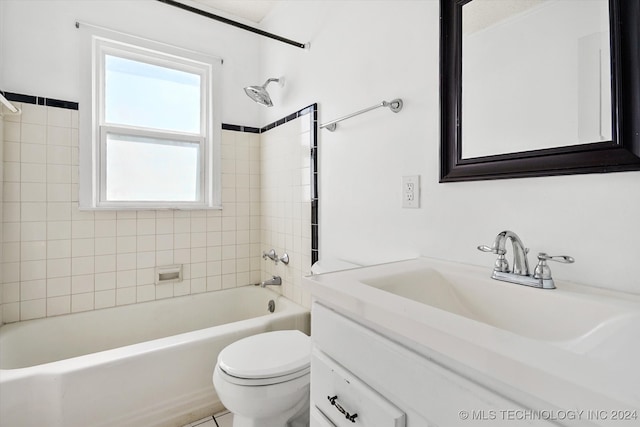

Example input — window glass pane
[105,133,200,202]
[105,55,201,133]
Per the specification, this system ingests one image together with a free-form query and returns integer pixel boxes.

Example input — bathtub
[0,286,310,427]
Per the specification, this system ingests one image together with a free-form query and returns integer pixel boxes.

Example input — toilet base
[231,394,309,427]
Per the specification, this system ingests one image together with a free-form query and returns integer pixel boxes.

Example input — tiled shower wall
[260,113,313,308]
[1,103,262,323]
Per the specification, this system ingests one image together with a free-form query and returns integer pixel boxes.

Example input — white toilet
[213,330,311,427]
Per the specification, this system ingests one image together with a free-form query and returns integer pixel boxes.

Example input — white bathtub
[0,286,310,427]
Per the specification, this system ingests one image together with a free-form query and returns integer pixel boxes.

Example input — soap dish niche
[156,264,183,285]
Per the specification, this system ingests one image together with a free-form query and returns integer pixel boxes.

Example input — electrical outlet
[402,175,420,208]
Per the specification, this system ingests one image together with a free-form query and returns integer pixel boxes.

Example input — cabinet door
[312,350,406,427]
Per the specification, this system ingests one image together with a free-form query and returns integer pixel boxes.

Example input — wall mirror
[440,0,640,182]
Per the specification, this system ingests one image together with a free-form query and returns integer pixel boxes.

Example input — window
[80,28,222,209]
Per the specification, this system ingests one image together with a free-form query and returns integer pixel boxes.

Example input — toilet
[213,330,311,427]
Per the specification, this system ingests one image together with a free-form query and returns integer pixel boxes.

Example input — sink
[360,264,638,344]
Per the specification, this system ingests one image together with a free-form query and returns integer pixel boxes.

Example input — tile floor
[184,410,233,427]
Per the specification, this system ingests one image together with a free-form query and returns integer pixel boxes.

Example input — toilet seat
[216,330,310,386]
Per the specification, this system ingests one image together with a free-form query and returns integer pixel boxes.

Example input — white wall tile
[47,220,71,240]
[72,238,94,257]
[3,282,20,303]
[46,145,71,165]
[136,251,155,269]
[47,277,71,297]
[21,241,46,261]
[21,123,46,144]
[137,235,155,252]
[95,272,116,291]
[117,253,137,271]
[47,258,71,278]
[47,126,71,146]
[21,183,46,202]
[48,107,72,128]
[71,220,94,239]
[47,202,71,221]
[116,270,136,288]
[21,143,46,164]
[21,298,46,320]
[20,103,47,125]
[21,202,47,222]
[72,275,94,294]
[21,279,46,300]
[95,237,116,255]
[95,290,115,309]
[95,254,116,273]
[71,256,95,276]
[47,295,70,316]
[136,284,155,303]
[72,292,94,313]
[116,287,136,306]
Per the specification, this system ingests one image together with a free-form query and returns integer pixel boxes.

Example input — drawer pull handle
[327,395,358,423]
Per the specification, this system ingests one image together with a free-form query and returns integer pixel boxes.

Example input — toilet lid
[218,330,310,380]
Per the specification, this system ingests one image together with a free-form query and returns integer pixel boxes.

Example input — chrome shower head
[244,77,284,107]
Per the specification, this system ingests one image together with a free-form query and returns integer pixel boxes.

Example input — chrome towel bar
[321,99,403,132]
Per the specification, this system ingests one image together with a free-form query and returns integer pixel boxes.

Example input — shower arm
[262,78,280,87]
[320,99,403,132]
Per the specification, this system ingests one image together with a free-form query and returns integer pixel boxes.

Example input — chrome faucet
[262,249,278,262]
[478,230,574,289]
[260,276,282,287]
[262,249,290,265]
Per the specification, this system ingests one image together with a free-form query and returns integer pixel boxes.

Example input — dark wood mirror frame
[440,0,640,182]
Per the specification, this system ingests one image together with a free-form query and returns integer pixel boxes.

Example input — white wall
[261,0,640,294]
[0,0,263,125]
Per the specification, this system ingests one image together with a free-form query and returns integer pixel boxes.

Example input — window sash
[98,125,206,207]
[98,42,208,137]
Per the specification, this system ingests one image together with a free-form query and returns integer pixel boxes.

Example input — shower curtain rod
[0,93,21,116]
[320,99,403,132]
[156,0,308,49]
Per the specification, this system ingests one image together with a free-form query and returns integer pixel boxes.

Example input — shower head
[244,77,284,107]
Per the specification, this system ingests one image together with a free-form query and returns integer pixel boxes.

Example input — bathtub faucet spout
[260,276,282,287]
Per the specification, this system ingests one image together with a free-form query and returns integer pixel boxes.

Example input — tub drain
[267,299,275,313]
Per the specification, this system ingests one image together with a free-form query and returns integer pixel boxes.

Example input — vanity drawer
[311,349,406,427]
[311,405,337,427]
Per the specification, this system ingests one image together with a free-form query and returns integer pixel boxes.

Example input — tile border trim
[1,91,79,110]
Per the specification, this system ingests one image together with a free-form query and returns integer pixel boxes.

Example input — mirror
[440,0,640,182]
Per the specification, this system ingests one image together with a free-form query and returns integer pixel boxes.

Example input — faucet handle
[533,252,575,283]
[478,245,509,272]
[477,245,505,255]
[536,253,575,264]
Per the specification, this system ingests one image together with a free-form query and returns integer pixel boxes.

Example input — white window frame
[79,25,222,210]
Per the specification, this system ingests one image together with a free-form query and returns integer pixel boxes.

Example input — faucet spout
[493,230,530,276]
[260,276,282,287]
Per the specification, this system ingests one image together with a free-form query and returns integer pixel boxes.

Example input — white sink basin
[360,266,638,344]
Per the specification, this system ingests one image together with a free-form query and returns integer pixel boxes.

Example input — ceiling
[190,0,281,23]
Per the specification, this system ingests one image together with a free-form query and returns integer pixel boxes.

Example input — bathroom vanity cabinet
[304,258,640,427]
[310,302,556,427]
